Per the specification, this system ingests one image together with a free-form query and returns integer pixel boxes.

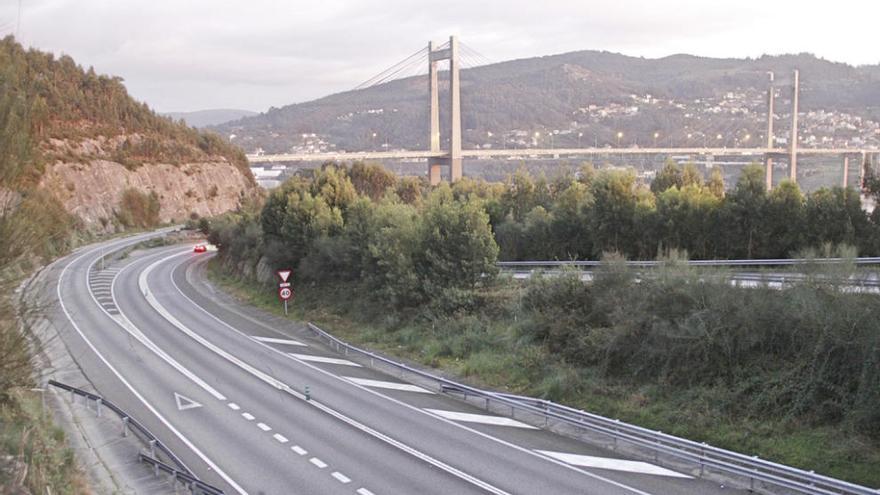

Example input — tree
[722,165,767,258]
[651,159,683,194]
[350,161,396,201]
[706,167,725,198]
[416,184,499,293]
[589,170,638,257]
[762,180,804,258]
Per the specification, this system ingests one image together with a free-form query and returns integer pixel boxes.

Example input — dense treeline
[211,160,880,285]
[493,160,880,260]
[0,36,250,185]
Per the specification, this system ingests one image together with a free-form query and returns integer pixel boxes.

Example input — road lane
[43,232,745,494]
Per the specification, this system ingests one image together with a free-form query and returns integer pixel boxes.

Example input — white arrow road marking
[343,376,433,394]
[287,353,361,367]
[251,336,307,347]
[424,409,538,429]
[174,392,203,411]
[536,451,693,479]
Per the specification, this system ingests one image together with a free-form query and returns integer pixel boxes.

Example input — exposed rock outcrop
[40,158,258,231]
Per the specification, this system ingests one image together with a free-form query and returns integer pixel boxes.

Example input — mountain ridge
[214,48,880,155]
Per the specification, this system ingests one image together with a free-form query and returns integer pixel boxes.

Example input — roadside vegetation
[207,161,880,487]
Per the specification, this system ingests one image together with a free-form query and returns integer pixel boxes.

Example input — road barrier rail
[497,257,880,268]
[138,454,224,495]
[47,380,224,495]
[306,323,879,495]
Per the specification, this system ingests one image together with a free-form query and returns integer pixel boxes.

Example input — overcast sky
[2,0,878,113]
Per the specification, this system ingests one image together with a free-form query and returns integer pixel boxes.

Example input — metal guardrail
[139,454,224,495]
[47,380,224,495]
[497,257,880,268]
[305,323,879,495]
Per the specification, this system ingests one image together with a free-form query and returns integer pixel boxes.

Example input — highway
[42,231,746,494]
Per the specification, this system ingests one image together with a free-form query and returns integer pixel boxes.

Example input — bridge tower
[765,72,775,191]
[427,36,463,185]
[790,69,799,182]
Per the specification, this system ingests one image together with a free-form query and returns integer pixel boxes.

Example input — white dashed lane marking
[536,450,693,479]
[291,445,307,456]
[257,422,272,432]
[343,376,433,394]
[252,336,308,347]
[227,403,240,410]
[273,433,288,443]
[357,488,376,495]
[289,353,362,367]
[424,409,538,429]
[331,472,351,484]
[241,412,255,421]
[309,457,327,469]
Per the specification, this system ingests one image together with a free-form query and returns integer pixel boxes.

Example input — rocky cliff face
[39,158,256,231]
[36,135,258,231]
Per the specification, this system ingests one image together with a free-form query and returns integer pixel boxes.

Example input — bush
[116,188,160,228]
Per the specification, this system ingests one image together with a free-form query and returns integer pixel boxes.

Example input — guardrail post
[654,431,661,463]
[122,416,129,437]
[96,398,103,417]
[154,462,160,477]
[70,389,75,403]
[699,442,706,477]
[485,397,489,410]
[149,439,157,457]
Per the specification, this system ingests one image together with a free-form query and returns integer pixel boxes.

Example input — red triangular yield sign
[277,269,292,283]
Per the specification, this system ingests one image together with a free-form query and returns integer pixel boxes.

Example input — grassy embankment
[207,259,880,488]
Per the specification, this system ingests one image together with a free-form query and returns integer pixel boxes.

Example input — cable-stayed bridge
[248,36,879,189]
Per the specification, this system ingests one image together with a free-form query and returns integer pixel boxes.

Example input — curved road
[43,232,742,494]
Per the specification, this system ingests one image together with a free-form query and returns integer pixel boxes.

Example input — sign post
[276,269,293,315]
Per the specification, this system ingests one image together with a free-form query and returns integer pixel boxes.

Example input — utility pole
[766,71,775,191]
[790,70,799,182]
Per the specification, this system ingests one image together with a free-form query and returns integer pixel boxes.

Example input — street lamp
[371,132,377,150]
[616,131,623,147]
[653,131,660,147]
[578,132,583,148]
[534,131,540,147]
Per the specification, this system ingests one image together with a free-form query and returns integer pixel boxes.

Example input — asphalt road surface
[43,232,745,494]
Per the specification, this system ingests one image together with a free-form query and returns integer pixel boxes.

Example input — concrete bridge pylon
[427,36,462,185]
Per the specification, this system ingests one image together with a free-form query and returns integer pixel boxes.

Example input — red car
[193,244,207,253]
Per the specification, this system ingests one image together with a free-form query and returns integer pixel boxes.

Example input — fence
[47,380,224,495]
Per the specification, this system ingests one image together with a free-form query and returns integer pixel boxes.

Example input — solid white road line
[251,336,307,347]
[331,472,351,484]
[343,376,433,394]
[257,422,272,432]
[291,445,307,456]
[536,451,692,479]
[309,457,327,469]
[242,412,255,421]
[288,353,362,367]
[273,434,289,444]
[228,403,241,410]
[357,488,376,495]
[424,409,538,429]
[56,240,248,495]
[101,252,227,402]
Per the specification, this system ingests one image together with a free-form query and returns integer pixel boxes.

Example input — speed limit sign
[279,287,293,301]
